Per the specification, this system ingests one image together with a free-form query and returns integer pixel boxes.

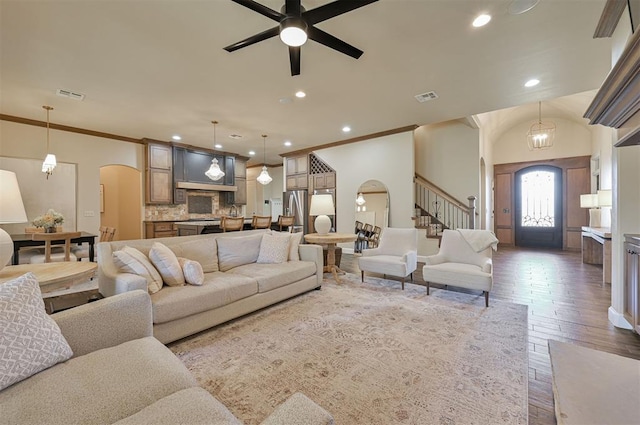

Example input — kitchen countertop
[174,218,255,226]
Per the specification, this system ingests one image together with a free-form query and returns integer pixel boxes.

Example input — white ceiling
[0,0,612,166]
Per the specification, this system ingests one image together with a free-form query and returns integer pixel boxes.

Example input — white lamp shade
[257,166,272,185]
[42,153,57,174]
[597,189,612,207]
[205,158,225,181]
[0,170,28,223]
[310,194,335,216]
[580,194,598,208]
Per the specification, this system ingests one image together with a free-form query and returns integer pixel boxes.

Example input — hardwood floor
[340,246,640,425]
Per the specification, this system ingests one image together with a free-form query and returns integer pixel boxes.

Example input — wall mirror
[355,179,389,229]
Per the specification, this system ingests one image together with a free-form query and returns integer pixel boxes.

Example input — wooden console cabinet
[624,235,640,334]
[145,221,177,238]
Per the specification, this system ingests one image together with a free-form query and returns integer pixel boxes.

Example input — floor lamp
[0,170,28,270]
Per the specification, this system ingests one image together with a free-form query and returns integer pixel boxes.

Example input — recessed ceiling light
[172,135,182,141]
[472,14,491,27]
[524,79,540,87]
[295,91,306,98]
[284,141,292,147]
[342,126,351,133]
[215,144,222,149]
[249,151,256,156]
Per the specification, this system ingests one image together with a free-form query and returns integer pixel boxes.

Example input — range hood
[175,181,237,192]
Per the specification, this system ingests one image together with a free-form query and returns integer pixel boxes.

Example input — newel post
[467,196,477,229]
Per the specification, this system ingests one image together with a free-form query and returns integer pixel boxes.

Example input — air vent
[229,134,243,139]
[56,88,85,101]
[414,91,439,103]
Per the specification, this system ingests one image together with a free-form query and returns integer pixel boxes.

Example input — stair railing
[414,173,476,237]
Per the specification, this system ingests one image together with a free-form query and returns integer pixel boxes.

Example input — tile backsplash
[144,191,243,221]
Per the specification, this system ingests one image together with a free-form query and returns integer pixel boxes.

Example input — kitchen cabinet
[286,175,308,190]
[312,172,336,190]
[235,159,246,178]
[145,221,178,239]
[224,156,235,186]
[286,155,308,176]
[624,235,640,334]
[146,142,173,204]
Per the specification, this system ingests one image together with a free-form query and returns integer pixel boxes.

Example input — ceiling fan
[224,0,378,76]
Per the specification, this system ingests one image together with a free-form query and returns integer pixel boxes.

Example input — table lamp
[309,194,334,235]
[0,170,28,270]
[580,193,600,228]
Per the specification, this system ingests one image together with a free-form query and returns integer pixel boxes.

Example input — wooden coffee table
[304,232,357,283]
[0,262,98,294]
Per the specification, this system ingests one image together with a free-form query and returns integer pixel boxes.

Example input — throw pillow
[217,233,263,272]
[149,242,185,287]
[0,273,73,391]
[288,231,304,261]
[113,246,163,294]
[257,232,291,264]
[172,238,218,273]
[177,257,204,286]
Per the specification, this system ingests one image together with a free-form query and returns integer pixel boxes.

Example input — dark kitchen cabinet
[224,156,235,186]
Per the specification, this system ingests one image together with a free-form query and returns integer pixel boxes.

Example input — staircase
[414,173,476,240]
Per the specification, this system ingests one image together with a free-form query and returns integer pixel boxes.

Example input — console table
[581,226,611,285]
[304,232,357,283]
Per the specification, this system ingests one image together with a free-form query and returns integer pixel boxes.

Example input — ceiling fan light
[257,166,273,185]
[280,18,307,47]
[205,158,225,181]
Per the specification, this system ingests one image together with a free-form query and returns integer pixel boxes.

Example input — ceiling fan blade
[224,26,280,52]
[289,46,301,76]
[307,26,363,59]
[285,0,302,16]
[230,0,283,22]
[304,0,378,25]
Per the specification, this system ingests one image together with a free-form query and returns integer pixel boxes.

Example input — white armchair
[422,229,495,307]
[358,228,418,289]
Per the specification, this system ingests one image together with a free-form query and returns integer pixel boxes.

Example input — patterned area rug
[170,274,528,424]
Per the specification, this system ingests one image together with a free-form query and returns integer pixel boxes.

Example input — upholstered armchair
[422,229,496,307]
[358,228,418,289]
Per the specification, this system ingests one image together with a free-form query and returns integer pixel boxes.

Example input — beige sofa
[0,290,334,425]
[97,230,323,344]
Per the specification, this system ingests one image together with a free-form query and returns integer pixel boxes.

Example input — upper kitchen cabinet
[145,141,173,204]
[286,154,308,190]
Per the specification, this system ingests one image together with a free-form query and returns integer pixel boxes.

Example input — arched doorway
[514,165,563,249]
[99,165,142,240]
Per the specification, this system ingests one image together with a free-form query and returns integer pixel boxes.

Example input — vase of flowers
[33,209,64,233]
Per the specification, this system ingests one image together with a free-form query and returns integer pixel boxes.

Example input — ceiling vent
[56,88,85,101]
[228,134,243,139]
[414,91,439,103]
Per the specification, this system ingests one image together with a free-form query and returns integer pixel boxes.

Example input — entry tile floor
[341,246,640,425]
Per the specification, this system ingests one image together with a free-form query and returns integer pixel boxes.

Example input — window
[520,170,555,227]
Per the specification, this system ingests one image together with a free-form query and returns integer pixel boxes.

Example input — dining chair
[30,231,82,263]
[221,216,244,232]
[251,215,272,229]
[275,215,295,232]
[72,226,115,261]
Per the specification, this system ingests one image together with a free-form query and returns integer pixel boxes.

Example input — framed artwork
[100,184,104,213]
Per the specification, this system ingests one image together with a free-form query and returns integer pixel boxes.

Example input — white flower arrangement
[32,209,64,230]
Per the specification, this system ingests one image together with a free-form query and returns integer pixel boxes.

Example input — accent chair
[358,227,418,290]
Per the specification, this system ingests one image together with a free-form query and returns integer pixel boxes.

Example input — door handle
[503,208,510,213]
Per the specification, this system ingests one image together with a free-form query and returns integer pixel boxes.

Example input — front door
[515,166,563,249]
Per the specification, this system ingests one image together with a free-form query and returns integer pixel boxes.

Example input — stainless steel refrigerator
[284,190,308,234]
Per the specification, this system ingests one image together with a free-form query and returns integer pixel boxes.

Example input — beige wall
[247,165,283,217]
[357,192,388,228]
[100,165,142,240]
[0,120,145,236]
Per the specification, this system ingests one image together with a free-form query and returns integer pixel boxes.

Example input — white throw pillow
[0,273,73,391]
[113,246,163,294]
[172,238,218,273]
[217,233,263,271]
[288,232,304,261]
[177,257,204,286]
[257,232,291,264]
[149,242,185,287]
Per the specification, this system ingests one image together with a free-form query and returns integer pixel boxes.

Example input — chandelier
[205,120,225,181]
[527,101,555,150]
[257,134,272,185]
[41,105,57,178]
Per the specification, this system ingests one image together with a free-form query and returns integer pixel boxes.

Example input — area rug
[170,274,529,424]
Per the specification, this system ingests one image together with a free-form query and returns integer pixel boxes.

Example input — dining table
[9,231,97,265]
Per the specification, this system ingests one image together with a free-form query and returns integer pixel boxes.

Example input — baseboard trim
[608,306,633,330]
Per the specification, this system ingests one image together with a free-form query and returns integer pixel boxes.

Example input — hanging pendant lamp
[527,101,555,150]
[205,120,225,181]
[257,134,272,185]
[41,106,57,178]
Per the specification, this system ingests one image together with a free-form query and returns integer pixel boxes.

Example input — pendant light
[41,105,57,178]
[527,101,555,150]
[205,120,225,181]
[257,134,272,185]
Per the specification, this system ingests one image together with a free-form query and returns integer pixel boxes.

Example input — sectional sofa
[97,229,323,343]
